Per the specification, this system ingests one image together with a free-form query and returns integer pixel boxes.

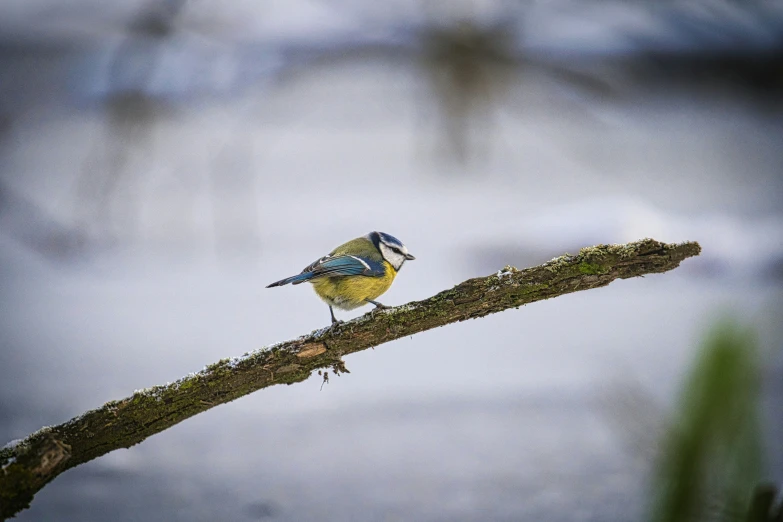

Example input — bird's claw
[368,305,389,320]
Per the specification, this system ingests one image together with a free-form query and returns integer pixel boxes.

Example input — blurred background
[1,0,782,520]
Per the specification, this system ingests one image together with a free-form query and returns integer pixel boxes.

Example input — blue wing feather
[266,255,384,288]
[306,256,371,277]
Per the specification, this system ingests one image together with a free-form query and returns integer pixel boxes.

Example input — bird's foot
[326,319,344,332]
[367,304,390,321]
[366,299,388,310]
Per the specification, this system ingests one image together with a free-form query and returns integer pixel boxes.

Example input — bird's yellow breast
[311,261,397,310]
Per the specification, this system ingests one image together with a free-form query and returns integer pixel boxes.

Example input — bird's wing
[267,254,385,288]
[299,254,384,280]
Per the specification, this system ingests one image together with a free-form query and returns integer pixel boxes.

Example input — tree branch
[0,238,700,519]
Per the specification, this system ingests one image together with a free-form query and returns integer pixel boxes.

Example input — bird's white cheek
[379,244,405,271]
[381,243,405,270]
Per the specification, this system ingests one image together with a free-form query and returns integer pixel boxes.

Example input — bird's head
[368,231,415,271]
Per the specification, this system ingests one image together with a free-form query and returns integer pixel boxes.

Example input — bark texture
[0,238,701,519]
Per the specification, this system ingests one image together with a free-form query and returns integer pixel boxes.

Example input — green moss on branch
[0,238,700,520]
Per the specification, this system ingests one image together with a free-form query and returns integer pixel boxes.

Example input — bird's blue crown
[369,231,405,250]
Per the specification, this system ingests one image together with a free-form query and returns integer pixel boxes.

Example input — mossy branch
[0,238,701,519]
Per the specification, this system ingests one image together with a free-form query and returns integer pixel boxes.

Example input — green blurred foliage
[650,319,765,522]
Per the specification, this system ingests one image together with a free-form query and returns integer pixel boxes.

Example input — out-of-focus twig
[0,180,88,261]
[420,19,517,161]
[75,0,186,241]
[744,483,783,522]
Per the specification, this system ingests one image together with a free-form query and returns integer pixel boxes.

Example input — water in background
[1,1,782,520]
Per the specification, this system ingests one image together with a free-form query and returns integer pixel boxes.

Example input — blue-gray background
[1,1,782,520]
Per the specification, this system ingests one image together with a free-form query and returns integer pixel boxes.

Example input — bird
[266,231,415,325]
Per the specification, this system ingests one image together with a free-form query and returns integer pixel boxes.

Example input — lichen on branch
[0,238,700,520]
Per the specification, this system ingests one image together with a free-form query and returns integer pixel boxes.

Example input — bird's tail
[266,272,314,288]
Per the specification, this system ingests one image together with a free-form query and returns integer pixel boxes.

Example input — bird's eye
[392,247,402,254]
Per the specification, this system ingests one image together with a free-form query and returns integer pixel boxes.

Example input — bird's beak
[405,253,416,260]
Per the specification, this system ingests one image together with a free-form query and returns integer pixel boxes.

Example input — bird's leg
[329,305,343,326]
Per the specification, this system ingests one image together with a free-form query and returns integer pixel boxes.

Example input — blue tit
[267,231,415,324]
